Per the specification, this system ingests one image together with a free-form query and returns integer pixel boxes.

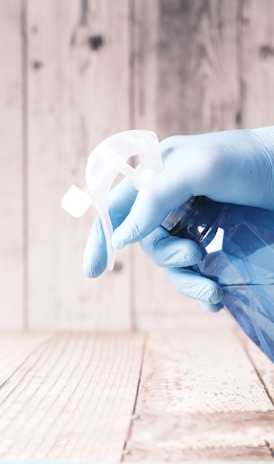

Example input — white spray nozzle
[61,130,162,270]
[61,185,93,217]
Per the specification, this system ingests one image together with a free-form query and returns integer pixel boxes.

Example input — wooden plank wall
[0,0,24,329]
[1,0,274,330]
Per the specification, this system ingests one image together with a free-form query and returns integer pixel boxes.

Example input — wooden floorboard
[0,332,53,386]
[0,332,144,462]
[123,330,274,462]
[244,336,274,405]
[0,331,272,462]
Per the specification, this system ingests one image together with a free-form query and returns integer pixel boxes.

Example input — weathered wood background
[1,0,274,330]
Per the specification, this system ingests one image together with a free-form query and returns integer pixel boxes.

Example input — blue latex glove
[83,127,274,312]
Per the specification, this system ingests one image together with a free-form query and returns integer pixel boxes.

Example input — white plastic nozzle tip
[61,185,93,217]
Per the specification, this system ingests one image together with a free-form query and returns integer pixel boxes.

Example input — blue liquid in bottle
[163,196,274,362]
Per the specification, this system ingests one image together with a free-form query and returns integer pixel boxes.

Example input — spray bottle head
[61,130,162,270]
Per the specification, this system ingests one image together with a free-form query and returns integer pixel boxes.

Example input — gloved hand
[83,126,274,312]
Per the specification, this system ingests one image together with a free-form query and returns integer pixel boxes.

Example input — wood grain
[0,331,52,386]
[26,0,132,330]
[241,0,274,127]
[124,331,274,461]
[0,0,24,328]
[243,334,274,404]
[156,0,242,136]
[0,332,144,462]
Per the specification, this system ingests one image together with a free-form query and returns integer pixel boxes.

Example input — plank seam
[121,332,146,462]
[264,440,274,459]
[129,0,137,331]
[21,0,29,330]
[235,328,274,408]
[236,0,245,128]
[249,358,274,408]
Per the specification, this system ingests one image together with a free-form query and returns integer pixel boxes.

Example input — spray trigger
[61,130,162,270]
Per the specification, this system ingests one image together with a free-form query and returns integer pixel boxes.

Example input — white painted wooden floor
[0,323,273,462]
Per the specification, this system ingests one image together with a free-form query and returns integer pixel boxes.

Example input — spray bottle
[62,130,274,362]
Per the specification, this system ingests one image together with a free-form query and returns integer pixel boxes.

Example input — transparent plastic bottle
[163,196,274,362]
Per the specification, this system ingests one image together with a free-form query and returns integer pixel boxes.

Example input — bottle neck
[163,196,224,247]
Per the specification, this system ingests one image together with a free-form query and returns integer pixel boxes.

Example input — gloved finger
[140,226,202,268]
[141,226,223,312]
[83,215,107,277]
[165,268,224,312]
[200,301,225,313]
[111,168,192,248]
[83,178,137,278]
